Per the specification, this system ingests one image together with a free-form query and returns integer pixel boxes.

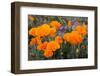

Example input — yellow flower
[67,20,72,27]
[28,15,35,21]
[30,37,41,45]
[49,27,56,37]
[46,41,60,52]
[63,31,83,45]
[55,36,63,44]
[36,24,51,37]
[49,21,61,29]
[75,25,87,36]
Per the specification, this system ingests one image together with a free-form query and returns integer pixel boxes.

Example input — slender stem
[60,44,63,59]
[76,44,80,58]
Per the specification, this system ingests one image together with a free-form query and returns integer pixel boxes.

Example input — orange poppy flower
[37,42,48,51]
[30,37,41,45]
[46,41,60,52]
[49,27,56,37]
[36,24,51,37]
[29,28,38,36]
[70,31,83,45]
[55,36,63,44]
[63,33,70,42]
[75,25,87,36]
[43,50,53,58]
[63,31,83,45]
[50,21,61,29]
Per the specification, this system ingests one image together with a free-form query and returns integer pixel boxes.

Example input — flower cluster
[29,21,63,58]
[28,16,88,59]
[63,25,87,45]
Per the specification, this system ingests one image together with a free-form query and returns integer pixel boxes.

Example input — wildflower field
[28,15,88,60]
